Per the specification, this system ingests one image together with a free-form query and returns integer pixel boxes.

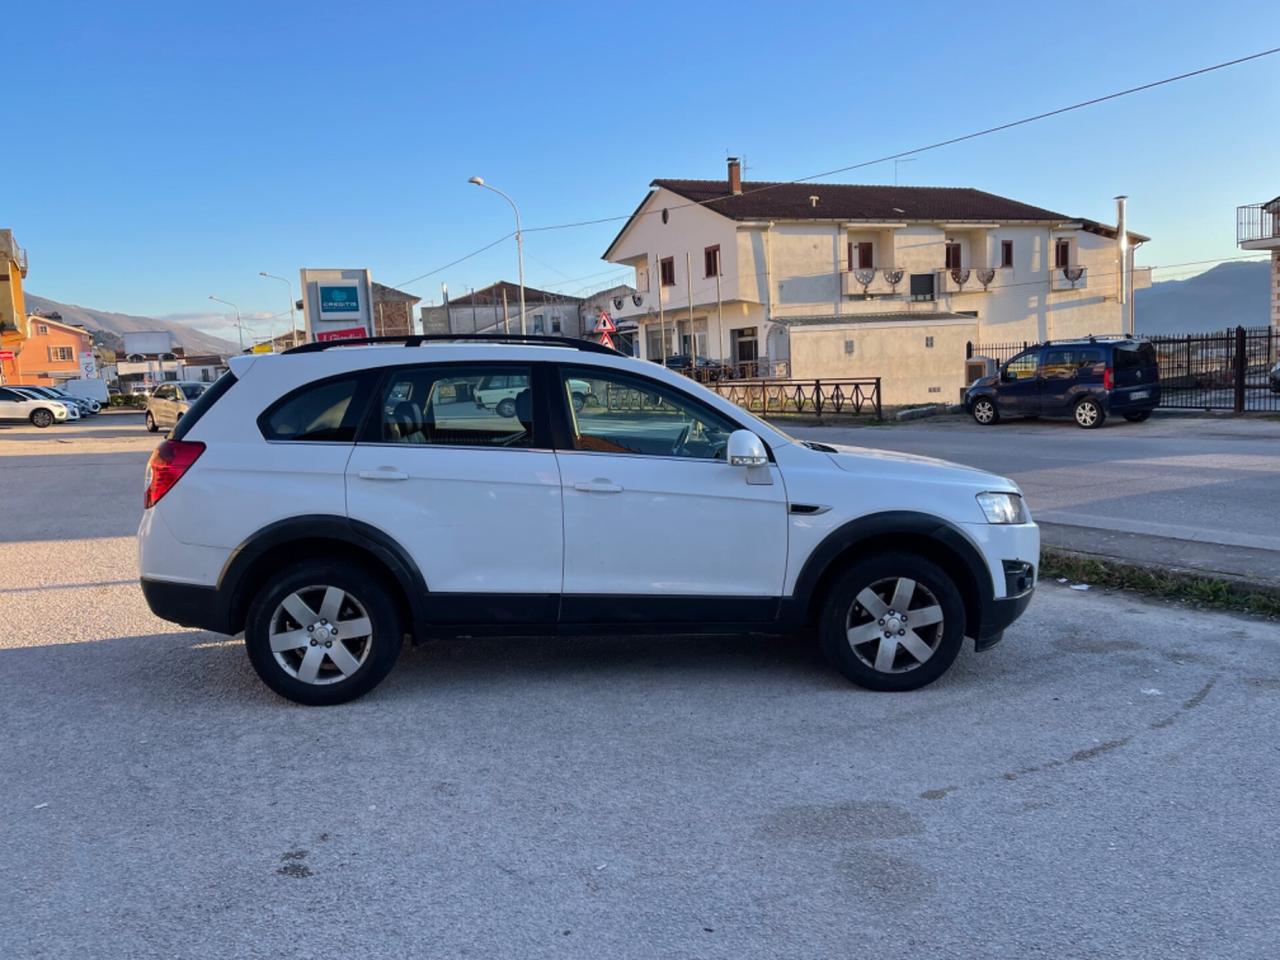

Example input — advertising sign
[319,285,361,316]
[78,351,98,378]
[316,326,367,343]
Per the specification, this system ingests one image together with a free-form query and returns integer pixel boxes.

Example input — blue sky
[6,0,1279,341]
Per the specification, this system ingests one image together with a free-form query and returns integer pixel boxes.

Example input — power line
[391,232,515,291]
[524,45,1280,235]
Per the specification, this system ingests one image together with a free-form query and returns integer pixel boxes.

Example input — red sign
[593,311,616,334]
[0,350,15,360]
[598,331,615,349]
[315,326,367,342]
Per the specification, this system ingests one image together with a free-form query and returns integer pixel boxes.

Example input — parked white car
[475,373,594,415]
[138,336,1038,705]
[0,386,72,427]
[11,387,80,420]
[12,385,97,415]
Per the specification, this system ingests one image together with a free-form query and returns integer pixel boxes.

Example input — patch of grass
[1041,548,1280,619]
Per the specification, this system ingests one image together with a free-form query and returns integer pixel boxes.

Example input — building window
[1055,238,1071,269]
[659,257,676,287]
[48,346,75,362]
[944,241,962,269]
[636,264,650,292]
[1001,240,1014,268]
[703,245,720,278]
[532,314,544,334]
[844,339,855,356]
[925,336,935,348]
[909,273,935,302]
[551,316,562,334]
[36,323,49,336]
[847,241,873,271]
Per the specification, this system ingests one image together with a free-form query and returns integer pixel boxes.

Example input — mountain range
[24,293,238,356]
[1134,260,1272,335]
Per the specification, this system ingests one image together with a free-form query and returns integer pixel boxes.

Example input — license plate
[1130,390,1149,400]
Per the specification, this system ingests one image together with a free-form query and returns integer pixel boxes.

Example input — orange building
[2,315,94,385]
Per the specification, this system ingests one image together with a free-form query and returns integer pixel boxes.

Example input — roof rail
[283,333,623,356]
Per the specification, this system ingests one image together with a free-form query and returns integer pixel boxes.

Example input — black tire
[1123,410,1152,423]
[971,397,999,425]
[30,408,55,429]
[819,552,967,692]
[496,397,516,418]
[571,391,586,412]
[245,560,403,706]
[1073,397,1105,429]
[144,411,158,433]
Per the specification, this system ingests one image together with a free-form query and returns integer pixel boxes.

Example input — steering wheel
[672,423,692,457]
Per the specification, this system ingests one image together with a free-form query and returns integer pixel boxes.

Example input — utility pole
[501,286,510,334]
[715,268,723,364]
[686,251,695,360]
[657,254,666,361]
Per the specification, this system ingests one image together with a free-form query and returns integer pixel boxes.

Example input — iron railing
[1237,203,1280,245]
[712,378,882,420]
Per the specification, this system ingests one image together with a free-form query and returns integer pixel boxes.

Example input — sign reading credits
[319,285,360,313]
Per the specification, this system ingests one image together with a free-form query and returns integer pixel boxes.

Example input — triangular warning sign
[598,331,615,349]
[594,311,616,334]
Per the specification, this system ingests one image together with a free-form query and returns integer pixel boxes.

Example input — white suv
[138,336,1038,705]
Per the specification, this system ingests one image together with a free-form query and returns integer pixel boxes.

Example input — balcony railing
[841,267,905,297]
[0,231,27,276]
[1238,202,1280,246]
[1049,265,1088,291]
[935,266,999,294]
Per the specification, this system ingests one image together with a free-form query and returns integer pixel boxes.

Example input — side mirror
[727,430,768,467]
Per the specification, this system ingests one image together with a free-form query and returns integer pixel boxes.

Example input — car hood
[823,443,1019,492]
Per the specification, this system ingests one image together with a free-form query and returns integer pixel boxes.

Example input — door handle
[358,468,409,481]
[574,479,623,493]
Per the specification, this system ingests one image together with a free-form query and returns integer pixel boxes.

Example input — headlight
[976,491,1027,524]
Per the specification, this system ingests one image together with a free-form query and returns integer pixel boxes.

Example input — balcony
[935,266,999,295]
[0,229,28,277]
[1049,265,1088,292]
[841,267,906,297]
[1238,201,1280,249]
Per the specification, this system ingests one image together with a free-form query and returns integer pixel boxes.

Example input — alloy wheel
[1075,401,1099,427]
[846,577,945,674]
[973,400,995,424]
[268,585,374,685]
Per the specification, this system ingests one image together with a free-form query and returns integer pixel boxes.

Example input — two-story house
[603,159,1149,403]
[5,314,94,386]
[1236,195,1280,327]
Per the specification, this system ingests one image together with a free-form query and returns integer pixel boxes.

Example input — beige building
[602,159,1151,404]
[1237,195,1280,327]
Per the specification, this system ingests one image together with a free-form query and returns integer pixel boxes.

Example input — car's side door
[551,364,788,623]
[151,384,175,426]
[344,362,563,624]
[997,351,1042,416]
[1037,348,1078,415]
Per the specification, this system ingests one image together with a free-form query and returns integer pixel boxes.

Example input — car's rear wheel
[496,398,516,418]
[971,397,999,425]
[245,561,403,706]
[1123,410,1152,423]
[30,409,54,428]
[1074,397,1105,429]
[571,391,586,412]
[144,412,158,433]
[819,552,966,692]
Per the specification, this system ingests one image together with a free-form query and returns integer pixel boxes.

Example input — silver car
[145,381,207,433]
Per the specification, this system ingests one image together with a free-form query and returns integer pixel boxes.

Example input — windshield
[180,384,207,400]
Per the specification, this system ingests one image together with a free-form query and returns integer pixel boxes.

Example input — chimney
[727,157,742,195]
[1114,195,1129,333]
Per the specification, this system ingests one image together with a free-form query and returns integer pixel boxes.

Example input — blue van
[965,337,1160,429]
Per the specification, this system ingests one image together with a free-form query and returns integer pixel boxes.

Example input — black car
[965,337,1160,429]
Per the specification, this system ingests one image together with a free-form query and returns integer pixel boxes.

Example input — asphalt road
[2,415,1279,959]
[792,414,1280,553]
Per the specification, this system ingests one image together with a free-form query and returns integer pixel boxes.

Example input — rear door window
[1114,344,1155,370]
[1040,349,1076,379]
[365,364,537,448]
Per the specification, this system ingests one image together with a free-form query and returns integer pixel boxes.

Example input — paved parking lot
[2,415,1278,959]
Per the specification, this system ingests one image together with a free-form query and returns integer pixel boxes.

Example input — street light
[259,272,298,347]
[467,176,526,335]
[208,295,244,352]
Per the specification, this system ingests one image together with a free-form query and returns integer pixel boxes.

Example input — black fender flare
[786,511,994,632]
[218,515,429,634]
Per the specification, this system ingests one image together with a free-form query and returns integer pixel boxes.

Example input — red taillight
[144,439,205,509]
[1103,366,1114,390]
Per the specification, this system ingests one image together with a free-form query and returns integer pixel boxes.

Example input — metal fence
[711,378,882,420]
[966,327,1280,413]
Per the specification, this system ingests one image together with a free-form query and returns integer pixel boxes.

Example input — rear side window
[173,371,237,440]
[259,375,369,443]
[366,364,536,448]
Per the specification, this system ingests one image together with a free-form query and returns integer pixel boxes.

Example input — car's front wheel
[819,552,966,692]
[30,409,55,428]
[1074,397,1105,429]
[571,391,586,412]
[971,397,999,425]
[144,412,158,433]
[245,561,403,705]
